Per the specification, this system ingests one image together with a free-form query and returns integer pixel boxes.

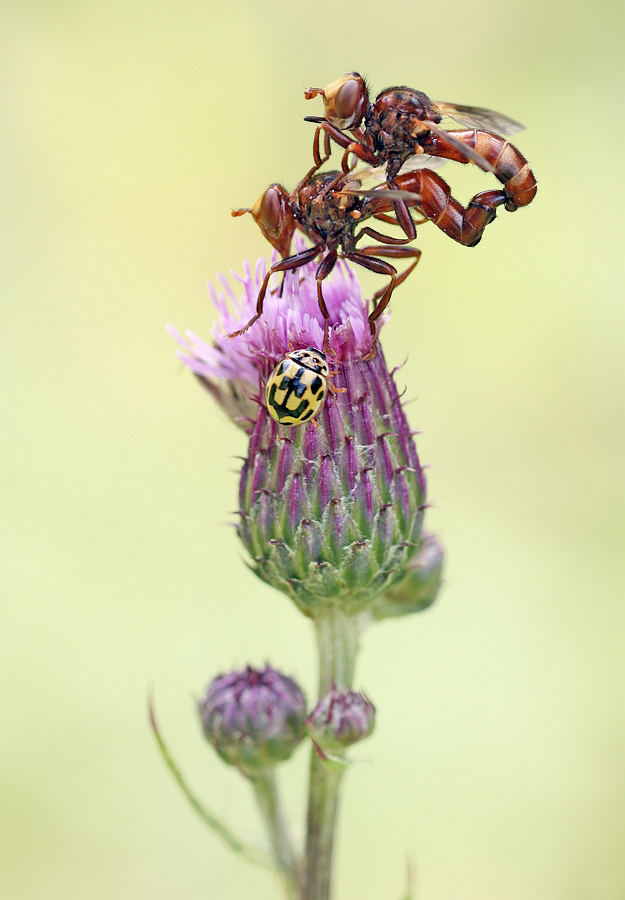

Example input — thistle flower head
[198,665,307,775]
[306,687,375,754]
[168,239,382,430]
[171,246,431,619]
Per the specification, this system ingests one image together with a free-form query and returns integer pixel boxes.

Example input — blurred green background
[2,1,623,898]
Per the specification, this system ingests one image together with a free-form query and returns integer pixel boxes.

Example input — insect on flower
[265,347,330,427]
[226,163,422,356]
[304,72,537,244]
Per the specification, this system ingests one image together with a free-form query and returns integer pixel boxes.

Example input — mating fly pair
[228,72,537,356]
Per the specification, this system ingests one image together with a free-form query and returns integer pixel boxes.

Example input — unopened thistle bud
[199,665,307,775]
[171,244,433,619]
[369,531,444,621]
[306,687,375,755]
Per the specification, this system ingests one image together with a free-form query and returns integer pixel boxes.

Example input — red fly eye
[260,187,282,231]
[335,79,361,121]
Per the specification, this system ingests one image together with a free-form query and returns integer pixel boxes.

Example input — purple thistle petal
[169,241,389,430]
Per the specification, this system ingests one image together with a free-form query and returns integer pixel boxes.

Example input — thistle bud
[369,531,444,621]
[199,665,307,775]
[306,687,375,755]
[171,247,429,620]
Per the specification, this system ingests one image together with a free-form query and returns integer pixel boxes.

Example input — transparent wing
[335,168,419,203]
[343,155,446,191]
[397,154,448,172]
[339,187,422,202]
[434,101,525,135]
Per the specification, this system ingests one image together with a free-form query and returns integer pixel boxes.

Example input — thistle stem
[250,768,300,900]
[302,608,360,900]
[314,607,360,697]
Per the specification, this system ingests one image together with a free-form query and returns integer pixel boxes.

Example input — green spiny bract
[237,350,426,618]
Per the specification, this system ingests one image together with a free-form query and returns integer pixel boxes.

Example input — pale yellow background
[1,1,623,899]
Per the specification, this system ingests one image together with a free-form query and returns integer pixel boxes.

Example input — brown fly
[227,163,423,356]
[304,73,537,244]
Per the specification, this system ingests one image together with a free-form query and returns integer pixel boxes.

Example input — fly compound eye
[260,187,282,232]
[251,184,289,247]
[322,74,367,129]
[335,78,361,122]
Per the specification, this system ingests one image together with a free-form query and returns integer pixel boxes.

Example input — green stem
[250,768,300,900]
[302,608,360,900]
[314,607,360,696]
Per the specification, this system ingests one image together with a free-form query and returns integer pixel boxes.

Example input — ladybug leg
[326,365,346,394]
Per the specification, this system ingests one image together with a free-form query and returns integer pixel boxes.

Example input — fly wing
[335,167,421,202]
[339,188,422,202]
[397,154,448,173]
[434,101,525,135]
[343,155,446,192]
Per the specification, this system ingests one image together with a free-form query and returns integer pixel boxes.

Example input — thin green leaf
[148,693,273,871]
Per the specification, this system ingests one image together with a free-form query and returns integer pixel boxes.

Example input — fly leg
[358,244,422,303]
[373,211,428,228]
[304,116,378,171]
[311,125,332,168]
[314,249,338,354]
[346,251,398,360]
[347,245,422,359]
[226,246,320,338]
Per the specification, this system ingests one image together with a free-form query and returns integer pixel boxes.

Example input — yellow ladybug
[265,347,329,427]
